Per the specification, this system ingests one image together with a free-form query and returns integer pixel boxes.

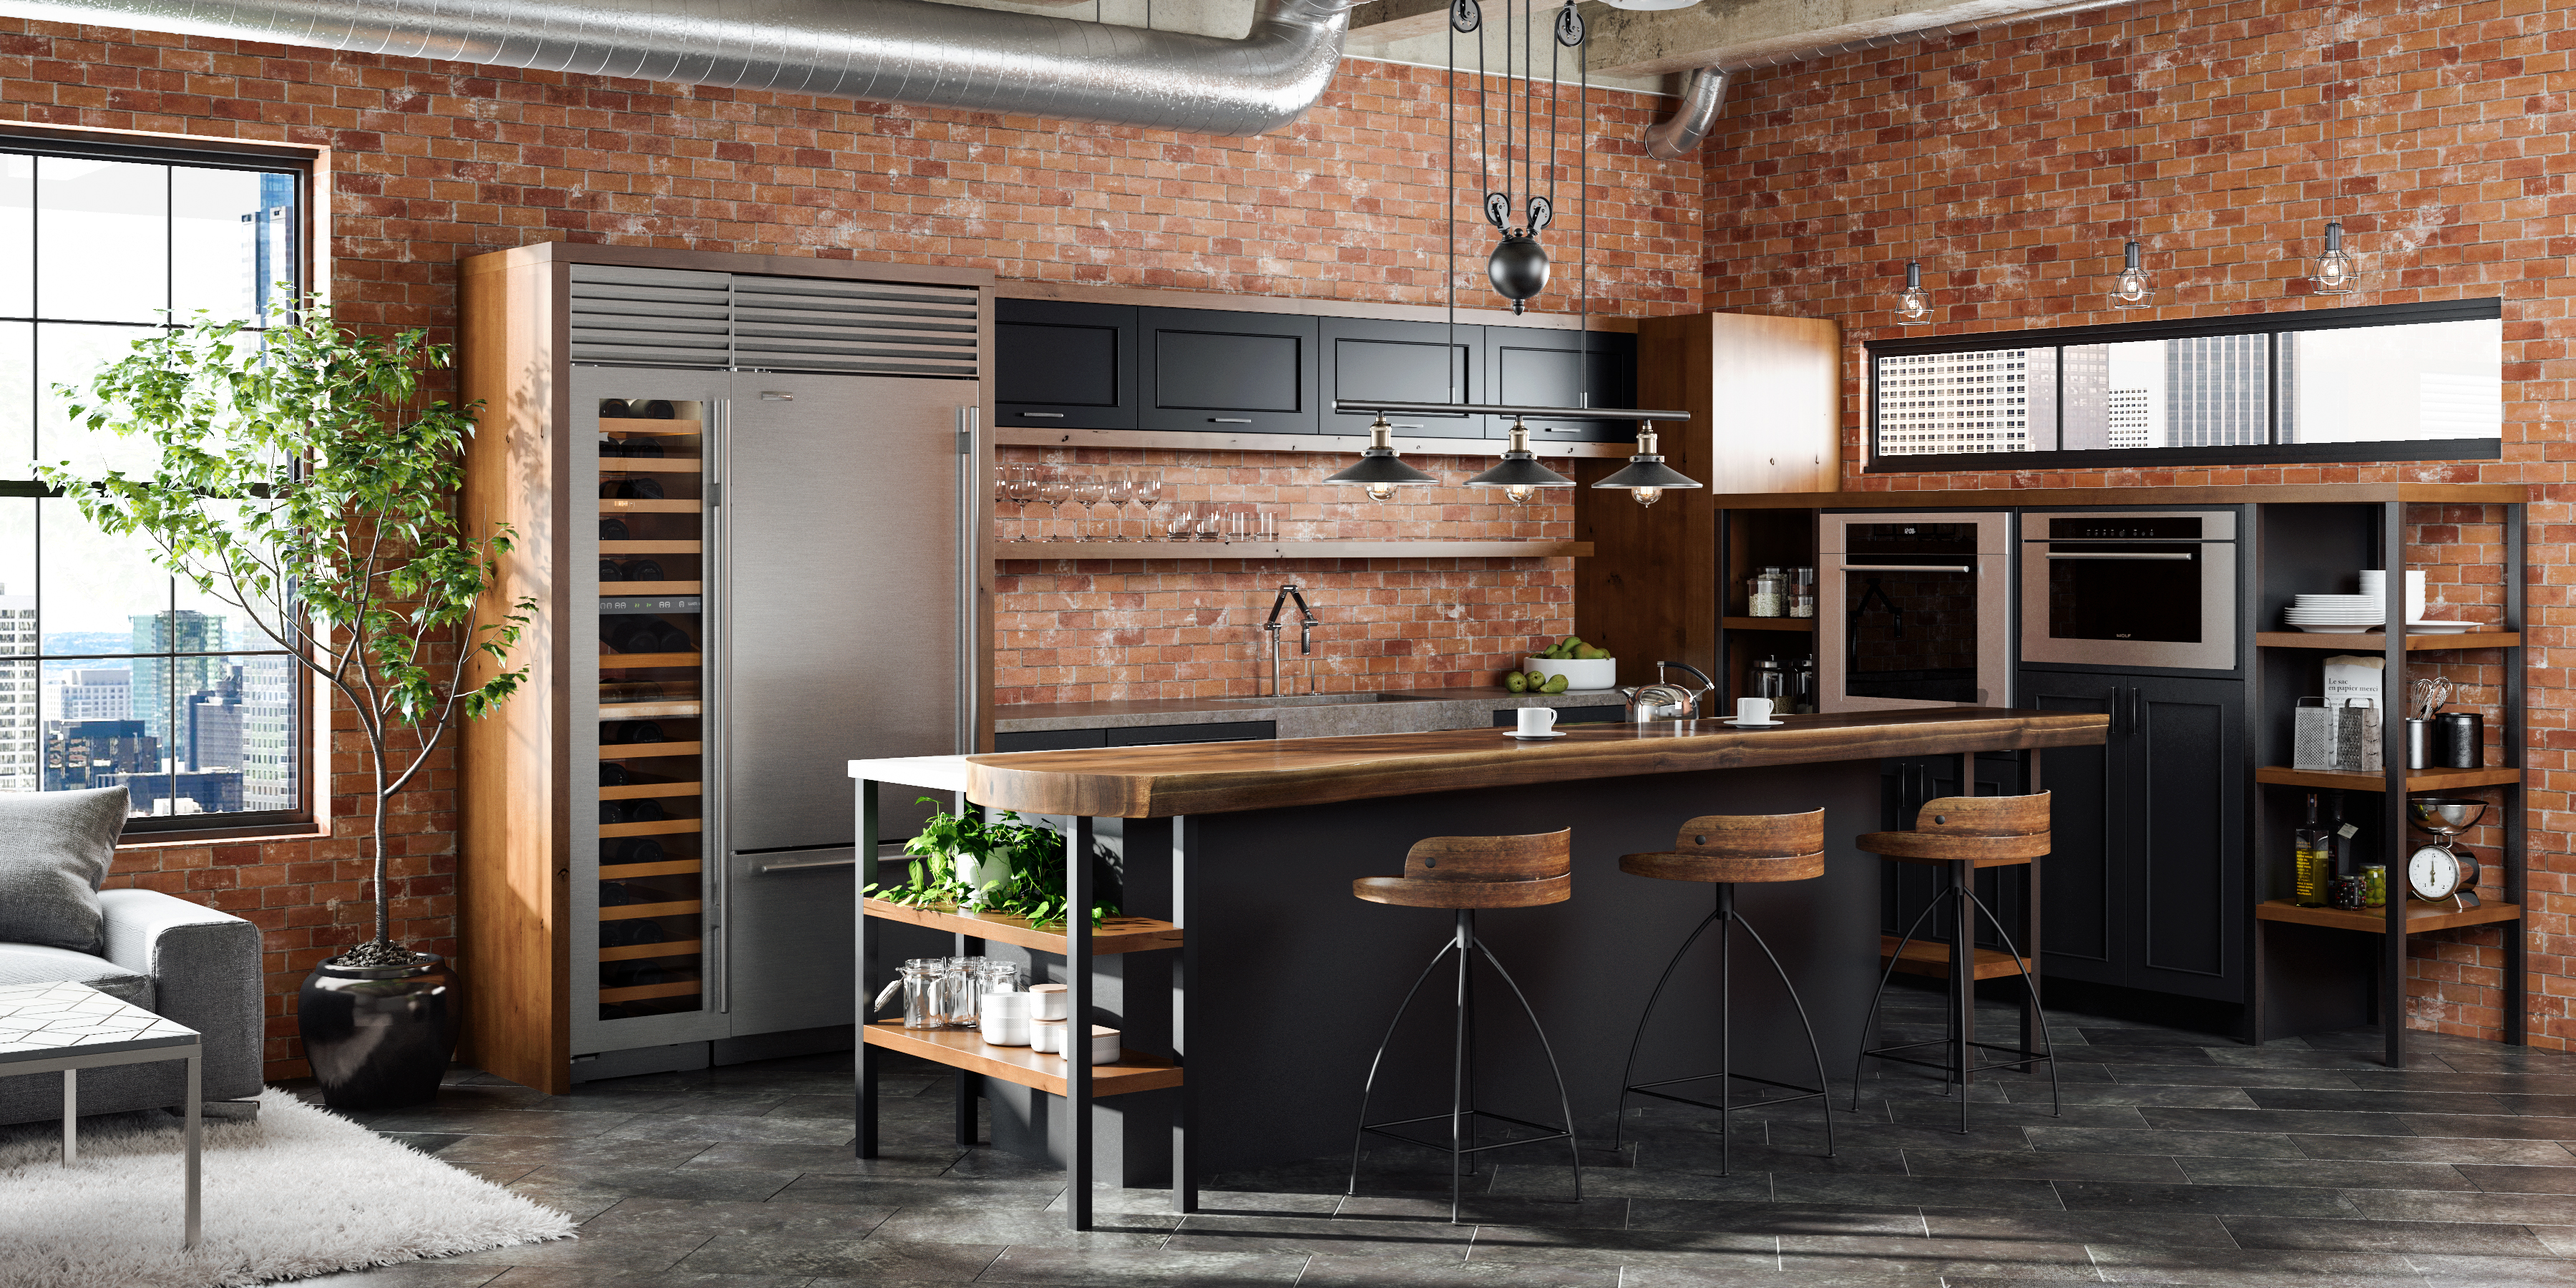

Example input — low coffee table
[0,979,202,1247]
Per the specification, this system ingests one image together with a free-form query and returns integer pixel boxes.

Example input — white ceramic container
[1524,656,1616,691]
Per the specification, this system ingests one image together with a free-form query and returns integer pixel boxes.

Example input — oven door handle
[2043,552,2195,560]
[1838,564,1974,573]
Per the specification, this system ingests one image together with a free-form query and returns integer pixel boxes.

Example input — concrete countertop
[992,686,1626,740]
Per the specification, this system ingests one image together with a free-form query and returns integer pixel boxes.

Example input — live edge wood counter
[953,707,2107,818]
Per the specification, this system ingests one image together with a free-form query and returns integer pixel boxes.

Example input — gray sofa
[0,789,264,1124]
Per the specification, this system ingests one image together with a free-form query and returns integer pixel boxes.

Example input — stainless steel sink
[1202,693,1437,706]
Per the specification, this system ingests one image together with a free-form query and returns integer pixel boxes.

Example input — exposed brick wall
[1701,0,2565,1045]
[0,21,1702,1075]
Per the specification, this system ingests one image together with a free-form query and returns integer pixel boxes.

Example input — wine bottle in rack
[602,720,665,744]
[600,518,630,541]
[600,399,633,418]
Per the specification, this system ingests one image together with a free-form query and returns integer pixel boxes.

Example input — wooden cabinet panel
[1319,317,1481,438]
[1485,327,1636,442]
[995,298,1136,430]
[1139,308,1317,434]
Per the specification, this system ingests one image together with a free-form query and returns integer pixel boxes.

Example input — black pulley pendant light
[1453,0,1588,313]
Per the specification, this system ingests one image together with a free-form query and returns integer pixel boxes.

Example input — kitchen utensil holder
[2434,712,2484,769]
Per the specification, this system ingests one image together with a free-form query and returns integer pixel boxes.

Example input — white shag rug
[0,1088,575,1288]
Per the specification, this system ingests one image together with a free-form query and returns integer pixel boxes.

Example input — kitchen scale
[2406,798,2487,912]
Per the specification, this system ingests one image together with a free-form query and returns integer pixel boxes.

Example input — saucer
[1722,718,1785,728]
[1505,731,1566,740]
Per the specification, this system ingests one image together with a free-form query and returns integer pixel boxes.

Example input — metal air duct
[2,0,1350,136]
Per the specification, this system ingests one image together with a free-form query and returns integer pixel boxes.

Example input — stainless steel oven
[2019,510,2239,671]
[1820,512,2011,711]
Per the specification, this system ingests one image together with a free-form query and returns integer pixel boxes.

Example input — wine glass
[1035,466,1070,542]
[994,463,1022,542]
[1103,468,1137,542]
[1069,471,1106,541]
[1132,470,1163,544]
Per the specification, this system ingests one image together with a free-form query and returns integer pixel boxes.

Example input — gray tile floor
[285,991,2576,1287]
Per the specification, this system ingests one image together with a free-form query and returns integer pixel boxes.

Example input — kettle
[1621,661,1716,723]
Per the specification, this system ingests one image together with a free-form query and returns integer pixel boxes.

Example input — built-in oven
[1820,512,2011,711]
[2019,510,2239,671]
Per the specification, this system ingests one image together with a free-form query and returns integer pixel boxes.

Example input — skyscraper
[0,585,36,792]
[45,668,132,721]
[129,610,225,773]
[1874,350,2039,454]
[2165,334,2269,447]
[238,655,298,812]
[2108,389,2154,449]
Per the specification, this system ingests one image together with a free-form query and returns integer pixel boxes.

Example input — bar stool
[1611,810,1835,1174]
[1347,829,1581,1224]
[1851,791,2059,1133]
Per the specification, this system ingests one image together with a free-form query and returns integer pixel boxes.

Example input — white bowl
[1524,656,1617,691]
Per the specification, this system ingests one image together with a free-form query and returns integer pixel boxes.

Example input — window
[0,132,313,833]
[1867,299,2504,471]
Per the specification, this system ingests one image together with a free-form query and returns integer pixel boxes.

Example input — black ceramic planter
[298,951,459,1112]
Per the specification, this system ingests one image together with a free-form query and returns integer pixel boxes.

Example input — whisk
[2410,675,2453,721]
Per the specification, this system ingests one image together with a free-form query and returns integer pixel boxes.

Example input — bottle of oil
[2293,791,2330,907]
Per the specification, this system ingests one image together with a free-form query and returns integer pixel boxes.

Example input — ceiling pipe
[1,0,1351,136]
[1642,0,2131,158]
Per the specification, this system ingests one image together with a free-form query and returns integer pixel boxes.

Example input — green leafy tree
[39,299,535,969]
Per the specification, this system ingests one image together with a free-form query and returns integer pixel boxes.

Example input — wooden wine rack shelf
[598,980,702,1003]
[601,652,703,668]
[600,457,702,474]
[600,938,703,962]
[600,418,703,434]
[600,741,703,759]
[601,541,703,555]
[599,857,701,880]
[602,499,701,514]
[602,780,703,801]
[599,899,701,921]
[600,817,702,839]
[602,580,702,595]
[601,700,702,720]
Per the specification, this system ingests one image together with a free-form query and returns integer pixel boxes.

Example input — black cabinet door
[2019,670,2124,989]
[1485,326,1637,441]
[1139,308,1317,434]
[1319,317,1483,438]
[995,298,1138,430]
[2126,674,2245,1002]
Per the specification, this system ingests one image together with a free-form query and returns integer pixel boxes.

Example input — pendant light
[1592,422,1699,508]
[2109,6,2153,309]
[1896,260,1932,325]
[1324,415,1439,501]
[2305,44,2359,296]
[1466,418,1574,502]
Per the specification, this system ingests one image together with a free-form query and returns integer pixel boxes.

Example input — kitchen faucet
[1263,582,1318,697]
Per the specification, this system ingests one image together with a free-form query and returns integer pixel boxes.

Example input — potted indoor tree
[40,298,535,1111]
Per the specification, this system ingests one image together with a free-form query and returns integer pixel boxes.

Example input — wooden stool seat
[1619,809,1827,884]
[1352,830,1572,909]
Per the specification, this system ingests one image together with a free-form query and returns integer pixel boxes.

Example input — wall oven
[1820,512,2011,711]
[2019,510,2239,671]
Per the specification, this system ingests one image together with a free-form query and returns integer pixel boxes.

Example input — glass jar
[894,959,947,1029]
[2361,864,2388,909]
[937,956,985,1028]
[1747,567,1787,618]
[1790,566,1817,618]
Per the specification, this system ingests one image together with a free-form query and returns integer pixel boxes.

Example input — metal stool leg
[1853,892,1946,1112]
[1349,933,1463,1197]
[1470,933,1583,1204]
[1733,905,1837,1161]
[1949,860,1972,1134]
[1611,900,1727,1156]
[1963,887,2060,1119]
[1449,910,1471,1224]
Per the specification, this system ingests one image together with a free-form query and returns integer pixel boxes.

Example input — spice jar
[1747,567,1787,618]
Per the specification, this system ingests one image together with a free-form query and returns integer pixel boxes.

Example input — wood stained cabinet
[1139,308,1317,434]
[2020,669,2245,1002]
[995,298,1136,429]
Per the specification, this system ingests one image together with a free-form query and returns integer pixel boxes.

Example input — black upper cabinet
[1485,327,1638,442]
[1318,317,1483,439]
[1139,308,1318,434]
[995,298,1138,430]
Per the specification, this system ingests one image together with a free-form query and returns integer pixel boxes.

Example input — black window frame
[1864,298,2506,473]
[0,127,322,841]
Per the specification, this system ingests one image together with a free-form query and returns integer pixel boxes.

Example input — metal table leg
[184,1049,201,1249]
[61,1067,74,1164]
[1066,815,1095,1231]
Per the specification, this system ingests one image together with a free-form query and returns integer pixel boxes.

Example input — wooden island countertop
[852,707,2107,819]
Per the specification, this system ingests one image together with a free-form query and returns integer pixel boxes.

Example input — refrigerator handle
[706,395,731,1015]
[956,405,980,759]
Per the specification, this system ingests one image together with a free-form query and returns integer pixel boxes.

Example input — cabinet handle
[2129,688,2144,735]
[1019,411,1065,418]
[1209,417,1254,424]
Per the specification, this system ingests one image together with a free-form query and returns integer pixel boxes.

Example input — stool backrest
[1672,809,1825,859]
[1402,829,1571,882]
[1913,792,2050,837]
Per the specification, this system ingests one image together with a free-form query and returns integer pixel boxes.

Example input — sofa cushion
[0,786,128,954]
[0,943,153,1009]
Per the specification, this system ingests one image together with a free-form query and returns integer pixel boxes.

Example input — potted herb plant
[41,298,535,1111]
[872,799,1118,927]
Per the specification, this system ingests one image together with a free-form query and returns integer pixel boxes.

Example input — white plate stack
[2357,570,2426,619]
[2284,595,2385,633]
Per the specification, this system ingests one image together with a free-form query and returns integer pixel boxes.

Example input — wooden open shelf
[995,540,1591,560]
[601,580,702,595]
[1880,935,2031,981]
[601,741,703,760]
[598,980,701,1003]
[862,897,1184,955]
[600,857,701,880]
[601,817,701,839]
[603,780,703,801]
[2255,631,2519,652]
[862,1021,1183,1098]
[601,653,703,668]
[600,457,701,474]
[2256,898,2523,935]
[602,540,703,555]
[600,417,703,434]
[600,939,703,963]
[2254,765,2523,794]
[602,498,702,514]
[602,700,703,720]
[599,899,701,921]
[1723,615,1816,632]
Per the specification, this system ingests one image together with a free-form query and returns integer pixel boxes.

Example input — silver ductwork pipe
[3,0,1350,135]
[1644,0,2129,157]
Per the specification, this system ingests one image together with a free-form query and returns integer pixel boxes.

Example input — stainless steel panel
[721,371,962,852]
[2019,510,2238,671]
[1818,512,2011,713]
[723,847,856,1036]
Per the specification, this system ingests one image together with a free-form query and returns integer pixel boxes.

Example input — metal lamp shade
[1325,449,1438,488]
[1465,454,1573,491]
[1593,456,1699,492]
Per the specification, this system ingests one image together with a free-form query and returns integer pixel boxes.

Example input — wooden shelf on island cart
[862,1021,1183,1098]
[862,897,1182,956]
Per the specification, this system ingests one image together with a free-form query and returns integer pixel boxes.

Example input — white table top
[0,980,198,1063]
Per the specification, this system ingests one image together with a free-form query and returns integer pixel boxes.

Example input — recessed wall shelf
[861,1022,1183,1098]
[1722,616,1815,633]
[995,540,1591,560]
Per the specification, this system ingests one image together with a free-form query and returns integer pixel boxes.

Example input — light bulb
[2112,239,2153,308]
[1897,260,1931,326]
[1630,486,1662,508]
[1365,482,1400,502]
[1504,483,1539,504]
[2308,220,2356,295]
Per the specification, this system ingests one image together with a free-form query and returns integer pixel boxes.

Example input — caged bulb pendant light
[1896,260,1932,325]
[2305,42,2359,295]
[2109,6,2154,309]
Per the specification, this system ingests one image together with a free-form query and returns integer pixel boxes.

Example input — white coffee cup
[1735,698,1775,723]
[1516,706,1558,736]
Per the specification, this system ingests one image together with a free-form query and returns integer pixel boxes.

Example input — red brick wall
[1701,0,2563,1045]
[0,21,1703,1075]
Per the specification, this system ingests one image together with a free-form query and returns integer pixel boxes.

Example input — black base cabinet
[2021,669,2245,1004]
